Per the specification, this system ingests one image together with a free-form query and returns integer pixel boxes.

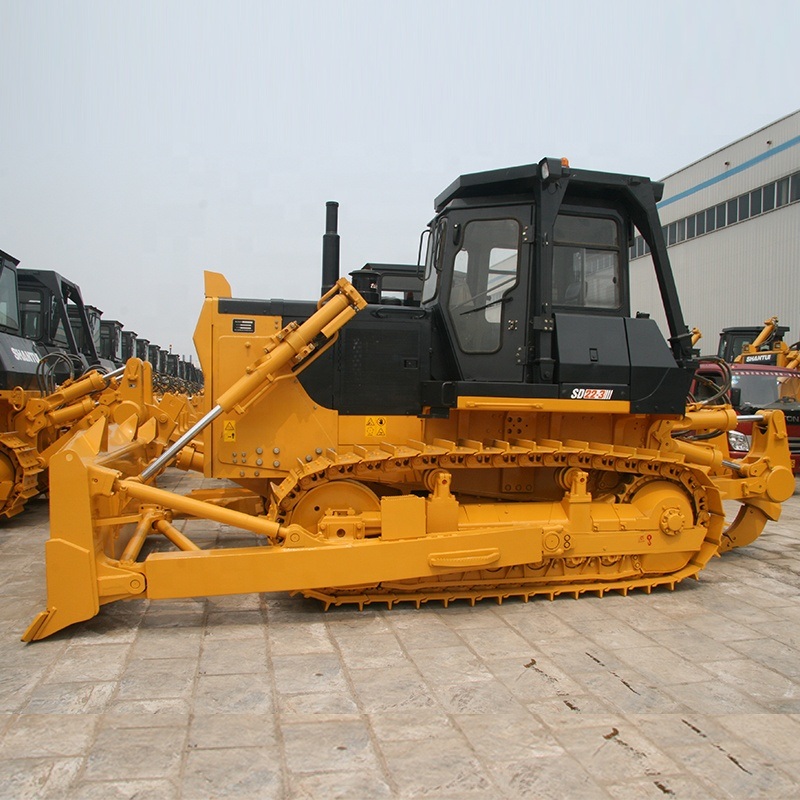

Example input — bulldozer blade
[23,418,149,641]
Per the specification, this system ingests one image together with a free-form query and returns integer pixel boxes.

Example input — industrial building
[629,109,800,354]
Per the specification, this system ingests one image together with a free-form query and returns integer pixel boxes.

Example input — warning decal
[223,420,236,442]
[365,416,387,437]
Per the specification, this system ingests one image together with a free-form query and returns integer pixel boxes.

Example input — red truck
[694,361,800,473]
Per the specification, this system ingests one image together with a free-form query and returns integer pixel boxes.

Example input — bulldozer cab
[420,158,694,413]
[718,325,789,363]
[121,330,138,361]
[349,263,423,306]
[0,250,42,392]
[18,269,107,372]
[100,319,124,365]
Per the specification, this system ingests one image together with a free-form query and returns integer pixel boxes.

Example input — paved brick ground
[1,473,799,799]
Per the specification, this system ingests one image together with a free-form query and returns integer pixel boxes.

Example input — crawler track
[271,437,725,607]
[0,433,43,519]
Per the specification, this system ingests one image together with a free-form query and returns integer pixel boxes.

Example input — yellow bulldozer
[24,158,795,641]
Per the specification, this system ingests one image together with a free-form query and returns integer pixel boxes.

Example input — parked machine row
[11,264,203,392]
[0,249,203,519]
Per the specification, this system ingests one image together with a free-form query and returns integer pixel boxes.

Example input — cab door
[439,205,532,382]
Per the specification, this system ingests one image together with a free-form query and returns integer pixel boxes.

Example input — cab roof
[434,160,664,212]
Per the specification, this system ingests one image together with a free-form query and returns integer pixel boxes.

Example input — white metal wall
[629,111,800,353]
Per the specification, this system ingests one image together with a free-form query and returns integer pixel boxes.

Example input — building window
[686,215,696,238]
[763,182,775,212]
[791,171,800,203]
[726,197,738,225]
[777,177,789,206]
[715,203,726,227]
[750,187,762,216]
[695,212,706,236]
[738,194,750,221]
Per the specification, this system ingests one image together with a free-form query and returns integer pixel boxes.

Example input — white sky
[1,0,798,358]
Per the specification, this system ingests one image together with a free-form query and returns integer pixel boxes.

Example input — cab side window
[0,267,20,331]
[553,216,621,310]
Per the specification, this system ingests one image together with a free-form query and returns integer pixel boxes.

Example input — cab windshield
[731,371,800,409]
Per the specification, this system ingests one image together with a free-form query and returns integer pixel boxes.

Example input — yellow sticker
[223,420,236,442]
[365,416,387,437]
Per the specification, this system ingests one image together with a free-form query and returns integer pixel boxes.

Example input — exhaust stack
[321,201,340,295]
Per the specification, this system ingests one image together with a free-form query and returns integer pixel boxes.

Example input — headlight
[728,430,752,452]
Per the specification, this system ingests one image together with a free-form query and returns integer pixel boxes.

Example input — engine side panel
[0,332,41,391]
[291,306,432,415]
[626,317,692,414]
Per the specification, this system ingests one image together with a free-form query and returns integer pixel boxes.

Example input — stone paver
[0,475,799,798]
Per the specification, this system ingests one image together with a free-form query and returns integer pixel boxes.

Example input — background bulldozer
[705,317,800,472]
[729,316,800,370]
[24,158,795,641]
